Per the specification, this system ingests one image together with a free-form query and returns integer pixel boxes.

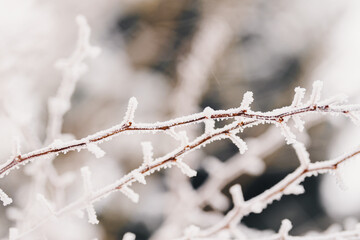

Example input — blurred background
[1,0,360,239]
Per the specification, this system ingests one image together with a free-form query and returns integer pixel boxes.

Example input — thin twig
[0,103,357,178]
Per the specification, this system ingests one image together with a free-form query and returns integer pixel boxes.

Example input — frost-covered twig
[194,145,360,238]
[1,85,358,180]
[3,81,360,239]
[46,15,100,142]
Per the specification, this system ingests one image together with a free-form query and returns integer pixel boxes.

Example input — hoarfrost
[141,142,153,165]
[278,123,296,144]
[291,87,306,107]
[308,80,323,105]
[120,186,139,203]
[240,91,254,110]
[123,97,138,124]
[203,107,215,134]
[86,204,99,224]
[293,142,310,167]
[133,171,146,185]
[227,133,247,154]
[176,161,197,178]
[87,143,105,158]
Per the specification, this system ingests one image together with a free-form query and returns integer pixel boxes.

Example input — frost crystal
[176,161,197,177]
[141,142,153,165]
[133,171,146,185]
[227,133,247,154]
[291,87,306,107]
[120,186,139,203]
[122,232,136,240]
[86,204,99,224]
[229,184,244,207]
[0,188,12,206]
[293,142,310,167]
[87,143,105,158]
[123,97,138,124]
[278,123,296,144]
[240,91,254,110]
[308,80,323,105]
[203,107,215,134]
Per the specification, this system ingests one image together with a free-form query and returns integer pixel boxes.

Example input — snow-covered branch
[1,81,359,180]
[193,145,360,238]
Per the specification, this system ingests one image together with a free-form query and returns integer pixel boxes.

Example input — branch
[195,145,360,238]
[1,99,358,179]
